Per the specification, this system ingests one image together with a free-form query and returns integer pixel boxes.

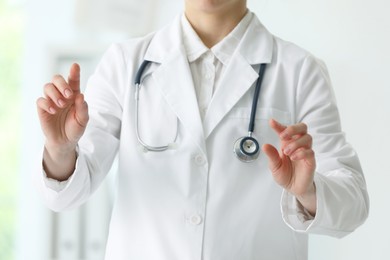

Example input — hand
[37,63,89,151]
[262,119,317,215]
[36,63,89,180]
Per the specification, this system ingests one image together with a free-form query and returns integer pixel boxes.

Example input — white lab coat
[37,13,369,260]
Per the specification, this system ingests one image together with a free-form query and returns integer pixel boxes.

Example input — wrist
[296,182,317,216]
[43,142,77,181]
[44,141,77,158]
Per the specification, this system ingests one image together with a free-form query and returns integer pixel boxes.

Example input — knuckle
[288,125,297,132]
[37,98,49,109]
[52,74,63,82]
[283,127,294,137]
[299,123,308,132]
[52,75,68,90]
[36,98,43,106]
[305,134,312,142]
[43,83,53,91]
[289,141,299,150]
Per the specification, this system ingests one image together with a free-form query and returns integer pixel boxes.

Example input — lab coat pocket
[136,76,178,148]
[227,107,292,147]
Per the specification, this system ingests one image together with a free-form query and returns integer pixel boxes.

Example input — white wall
[18,0,389,259]
[247,0,390,259]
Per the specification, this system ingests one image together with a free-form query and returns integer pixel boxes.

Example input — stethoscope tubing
[134,59,267,161]
[134,60,178,152]
[135,60,152,85]
[248,63,267,134]
[234,63,267,162]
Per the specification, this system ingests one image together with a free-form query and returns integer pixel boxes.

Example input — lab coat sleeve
[281,54,369,238]
[35,44,127,211]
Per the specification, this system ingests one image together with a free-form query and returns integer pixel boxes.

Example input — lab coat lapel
[152,49,206,153]
[203,54,258,138]
[144,16,206,153]
[203,16,274,138]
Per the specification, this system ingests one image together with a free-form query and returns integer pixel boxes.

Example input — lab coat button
[189,215,202,225]
[194,154,206,166]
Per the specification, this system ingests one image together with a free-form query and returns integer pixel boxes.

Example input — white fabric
[36,11,369,260]
[181,12,252,120]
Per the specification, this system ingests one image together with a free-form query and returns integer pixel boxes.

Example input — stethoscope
[134,60,266,162]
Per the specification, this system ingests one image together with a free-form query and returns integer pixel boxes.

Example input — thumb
[262,144,282,173]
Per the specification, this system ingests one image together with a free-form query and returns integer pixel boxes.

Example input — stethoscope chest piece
[234,136,260,163]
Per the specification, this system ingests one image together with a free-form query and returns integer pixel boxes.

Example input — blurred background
[0,0,389,259]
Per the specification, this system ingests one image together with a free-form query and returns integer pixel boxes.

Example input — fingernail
[64,89,72,98]
[284,147,291,155]
[49,107,56,114]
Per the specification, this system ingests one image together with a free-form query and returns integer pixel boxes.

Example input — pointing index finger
[269,118,287,134]
[281,123,308,140]
[68,63,81,93]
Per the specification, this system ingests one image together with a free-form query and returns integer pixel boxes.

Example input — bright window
[0,0,24,259]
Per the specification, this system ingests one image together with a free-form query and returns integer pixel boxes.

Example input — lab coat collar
[210,11,253,66]
[203,14,274,138]
[237,13,274,65]
[144,15,182,63]
[180,14,209,63]
[180,11,253,66]
[145,17,207,154]
[144,12,273,65]
[144,12,274,144]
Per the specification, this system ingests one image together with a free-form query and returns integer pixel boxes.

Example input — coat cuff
[41,146,82,193]
[280,174,321,232]
[42,170,71,192]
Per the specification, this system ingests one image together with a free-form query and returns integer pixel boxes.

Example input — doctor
[36,0,369,259]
